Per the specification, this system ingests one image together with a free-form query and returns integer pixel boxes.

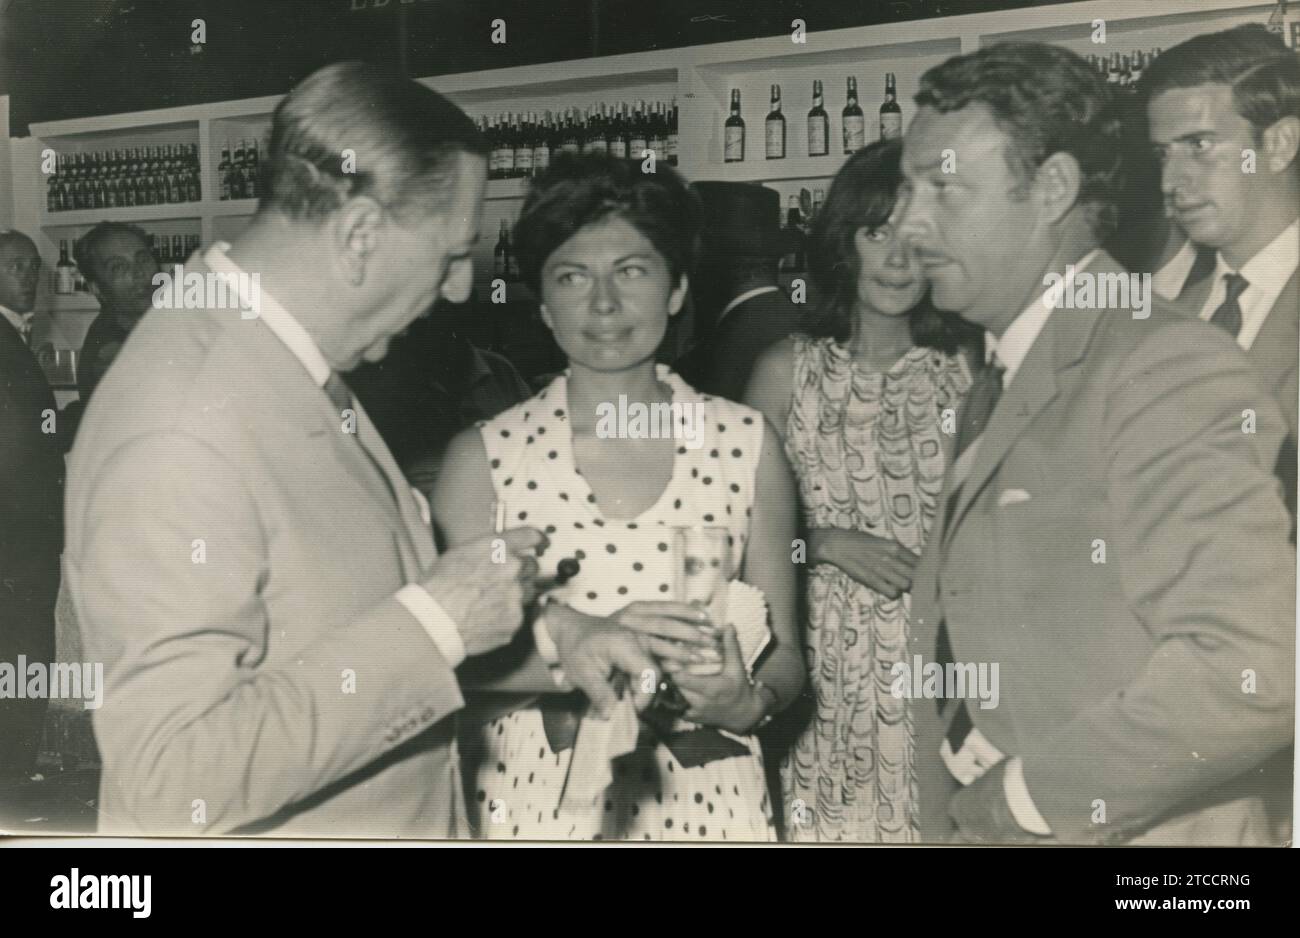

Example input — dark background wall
[1,0,1073,136]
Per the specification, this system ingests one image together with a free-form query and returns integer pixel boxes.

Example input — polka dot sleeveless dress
[463,364,776,842]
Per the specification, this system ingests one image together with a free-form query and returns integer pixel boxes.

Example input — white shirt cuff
[532,610,561,665]
[396,584,466,668]
[1003,756,1052,836]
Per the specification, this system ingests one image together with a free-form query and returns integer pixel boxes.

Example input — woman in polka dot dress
[433,154,803,841]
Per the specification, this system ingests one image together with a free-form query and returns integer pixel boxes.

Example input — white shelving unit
[6,0,1277,357]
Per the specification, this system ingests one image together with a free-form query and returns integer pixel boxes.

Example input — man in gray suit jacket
[896,43,1295,845]
[65,63,552,837]
[1144,26,1299,530]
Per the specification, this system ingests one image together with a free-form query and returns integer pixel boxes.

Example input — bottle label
[844,115,865,151]
[56,267,75,295]
[724,126,744,161]
[668,132,678,159]
[499,148,515,172]
[516,148,533,171]
[765,121,785,158]
[880,114,902,141]
[590,138,608,155]
[631,136,647,155]
[610,140,627,159]
[808,116,828,155]
[534,146,550,170]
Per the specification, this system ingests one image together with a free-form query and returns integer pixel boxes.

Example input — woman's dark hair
[805,138,979,355]
[512,152,703,296]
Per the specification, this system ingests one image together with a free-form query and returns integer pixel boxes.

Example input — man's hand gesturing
[421,527,548,656]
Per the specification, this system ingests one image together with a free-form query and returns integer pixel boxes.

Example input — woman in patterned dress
[745,139,979,841]
[432,154,804,841]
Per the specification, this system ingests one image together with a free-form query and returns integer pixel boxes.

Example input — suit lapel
[944,336,1059,547]
[1247,270,1299,384]
[943,254,1117,548]
[202,282,434,572]
[1175,263,1215,315]
[352,397,438,572]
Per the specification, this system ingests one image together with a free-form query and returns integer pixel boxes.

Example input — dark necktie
[324,371,400,512]
[936,358,1004,751]
[1209,272,1249,340]
[324,370,353,413]
[943,356,1005,538]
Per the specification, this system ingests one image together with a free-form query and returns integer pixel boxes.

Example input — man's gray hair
[261,61,488,224]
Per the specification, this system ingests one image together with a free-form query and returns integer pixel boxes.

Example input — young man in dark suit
[1144,25,1299,529]
[0,229,64,781]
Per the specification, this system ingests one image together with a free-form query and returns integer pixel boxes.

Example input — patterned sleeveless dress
[780,336,970,842]
[463,364,776,842]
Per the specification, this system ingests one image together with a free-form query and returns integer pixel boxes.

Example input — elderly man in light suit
[64,63,553,837]
[896,43,1295,845]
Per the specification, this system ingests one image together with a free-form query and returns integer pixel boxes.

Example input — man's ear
[1262,115,1300,175]
[538,303,554,330]
[330,197,385,287]
[668,274,688,316]
[1034,151,1084,226]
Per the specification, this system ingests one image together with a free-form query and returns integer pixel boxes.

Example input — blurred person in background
[0,229,64,783]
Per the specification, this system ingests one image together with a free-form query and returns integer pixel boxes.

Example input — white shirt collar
[719,284,780,323]
[987,248,1101,385]
[0,303,33,337]
[1199,220,1300,350]
[204,241,332,387]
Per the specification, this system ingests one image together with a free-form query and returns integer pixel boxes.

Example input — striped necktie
[324,371,400,512]
[936,357,1005,746]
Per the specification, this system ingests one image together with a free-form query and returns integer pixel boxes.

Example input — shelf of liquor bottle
[45,293,101,313]
[978,1,1274,49]
[486,178,530,201]
[696,154,842,185]
[39,201,204,228]
[209,198,260,216]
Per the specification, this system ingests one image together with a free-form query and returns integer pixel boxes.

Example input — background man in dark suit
[677,182,802,400]
[1144,25,1299,530]
[0,229,64,781]
[345,300,532,507]
[896,42,1295,845]
[73,223,160,405]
